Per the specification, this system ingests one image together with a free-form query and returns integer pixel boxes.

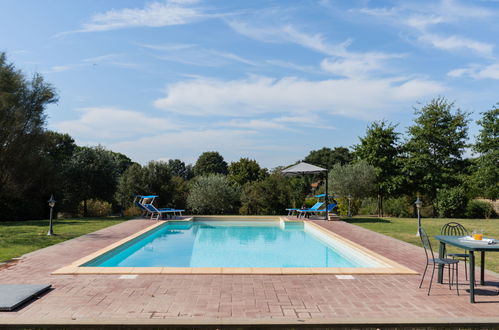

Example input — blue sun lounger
[287,202,323,218]
[296,202,326,218]
[143,204,184,220]
[312,203,337,218]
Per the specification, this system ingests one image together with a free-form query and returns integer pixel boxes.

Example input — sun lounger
[143,204,184,220]
[294,202,324,218]
[314,203,337,219]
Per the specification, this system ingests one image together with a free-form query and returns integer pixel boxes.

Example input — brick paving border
[0,218,498,326]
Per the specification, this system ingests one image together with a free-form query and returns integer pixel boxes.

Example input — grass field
[0,217,129,262]
[344,216,499,273]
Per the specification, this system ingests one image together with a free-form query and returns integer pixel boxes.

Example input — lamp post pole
[415,197,422,236]
[47,194,56,236]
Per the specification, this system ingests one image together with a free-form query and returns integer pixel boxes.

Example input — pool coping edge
[52,217,418,275]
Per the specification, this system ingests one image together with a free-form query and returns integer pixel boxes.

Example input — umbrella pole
[325,169,329,221]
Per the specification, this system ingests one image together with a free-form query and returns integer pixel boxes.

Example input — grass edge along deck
[52,217,418,275]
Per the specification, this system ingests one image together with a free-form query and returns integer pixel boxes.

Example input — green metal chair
[441,222,471,280]
[419,227,459,296]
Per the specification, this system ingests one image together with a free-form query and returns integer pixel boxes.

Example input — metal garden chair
[419,227,459,296]
[441,222,471,280]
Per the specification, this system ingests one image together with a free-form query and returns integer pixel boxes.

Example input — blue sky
[2,0,498,168]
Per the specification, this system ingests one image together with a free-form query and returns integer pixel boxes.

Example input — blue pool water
[83,219,384,268]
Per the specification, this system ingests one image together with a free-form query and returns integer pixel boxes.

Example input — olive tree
[187,174,240,214]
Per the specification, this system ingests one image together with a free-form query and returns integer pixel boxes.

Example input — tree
[141,161,174,207]
[355,120,402,216]
[167,159,193,180]
[469,106,498,200]
[403,97,469,215]
[228,158,267,186]
[115,161,187,208]
[109,151,133,177]
[63,146,124,216]
[0,52,58,219]
[328,160,377,200]
[187,174,240,214]
[304,147,353,168]
[240,174,298,215]
[115,163,145,210]
[193,151,228,176]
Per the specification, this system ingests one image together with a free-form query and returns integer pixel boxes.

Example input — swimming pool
[53,217,417,275]
[83,218,384,268]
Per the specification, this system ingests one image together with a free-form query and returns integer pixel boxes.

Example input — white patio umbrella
[282,162,330,220]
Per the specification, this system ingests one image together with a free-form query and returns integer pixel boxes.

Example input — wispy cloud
[110,129,261,165]
[153,75,445,120]
[448,63,499,79]
[265,60,323,75]
[227,20,349,57]
[82,0,203,32]
[227,20,404,78]
[419,34,494,58]
[56,0,206,35]
[44,54,141,73]
[355,0,496,58]
[140,43,258,67]
[54,107,176,140]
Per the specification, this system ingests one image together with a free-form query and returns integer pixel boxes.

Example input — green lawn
[343,216,499,273]
[0,217,130,262]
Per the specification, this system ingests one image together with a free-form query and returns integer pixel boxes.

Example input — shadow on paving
[343,217,392,224]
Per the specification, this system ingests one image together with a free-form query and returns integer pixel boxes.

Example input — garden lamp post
[47,194,56,236]
[415,197,422,236]
[347,194,353,217]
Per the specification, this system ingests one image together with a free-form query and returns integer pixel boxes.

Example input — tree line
[1,53,497,220]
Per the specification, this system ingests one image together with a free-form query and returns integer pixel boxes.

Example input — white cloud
[227,20,404,78]
[266,60,323,75]
[419,34,494,58]
[220,119,286,130]
[227,20,349,57]
[44,54,140,73]
[153,75,445,120]
[356,0,496,58]
[110,129,261,165]
[75,0,204,33]
[404,15,447,31]
[439,0,494,19]
[140,43,258,67]
[53,107,175,140]
[448,63,499,79]
[320,56,386,78]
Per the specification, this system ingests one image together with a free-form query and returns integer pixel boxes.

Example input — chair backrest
[441,222,468,236]
[327,203,336,211]
[135,201,148,211]
[309,202,324,211]
[143,203,159,213]
[419,227,435,261]
[318,203,337,212]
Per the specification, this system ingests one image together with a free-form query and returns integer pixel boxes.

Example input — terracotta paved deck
[1,218,499,327]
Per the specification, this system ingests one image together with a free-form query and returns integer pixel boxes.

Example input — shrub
[187,174,240,214]
[240,174,294,215]
[435,186,468,218]
[123,206,142,217]
[78,199,112,217]
[384,197,411,218]
[358,198,378,215]
[333,197,359,216]
[304,197,318,208]
[466,200,496,219]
